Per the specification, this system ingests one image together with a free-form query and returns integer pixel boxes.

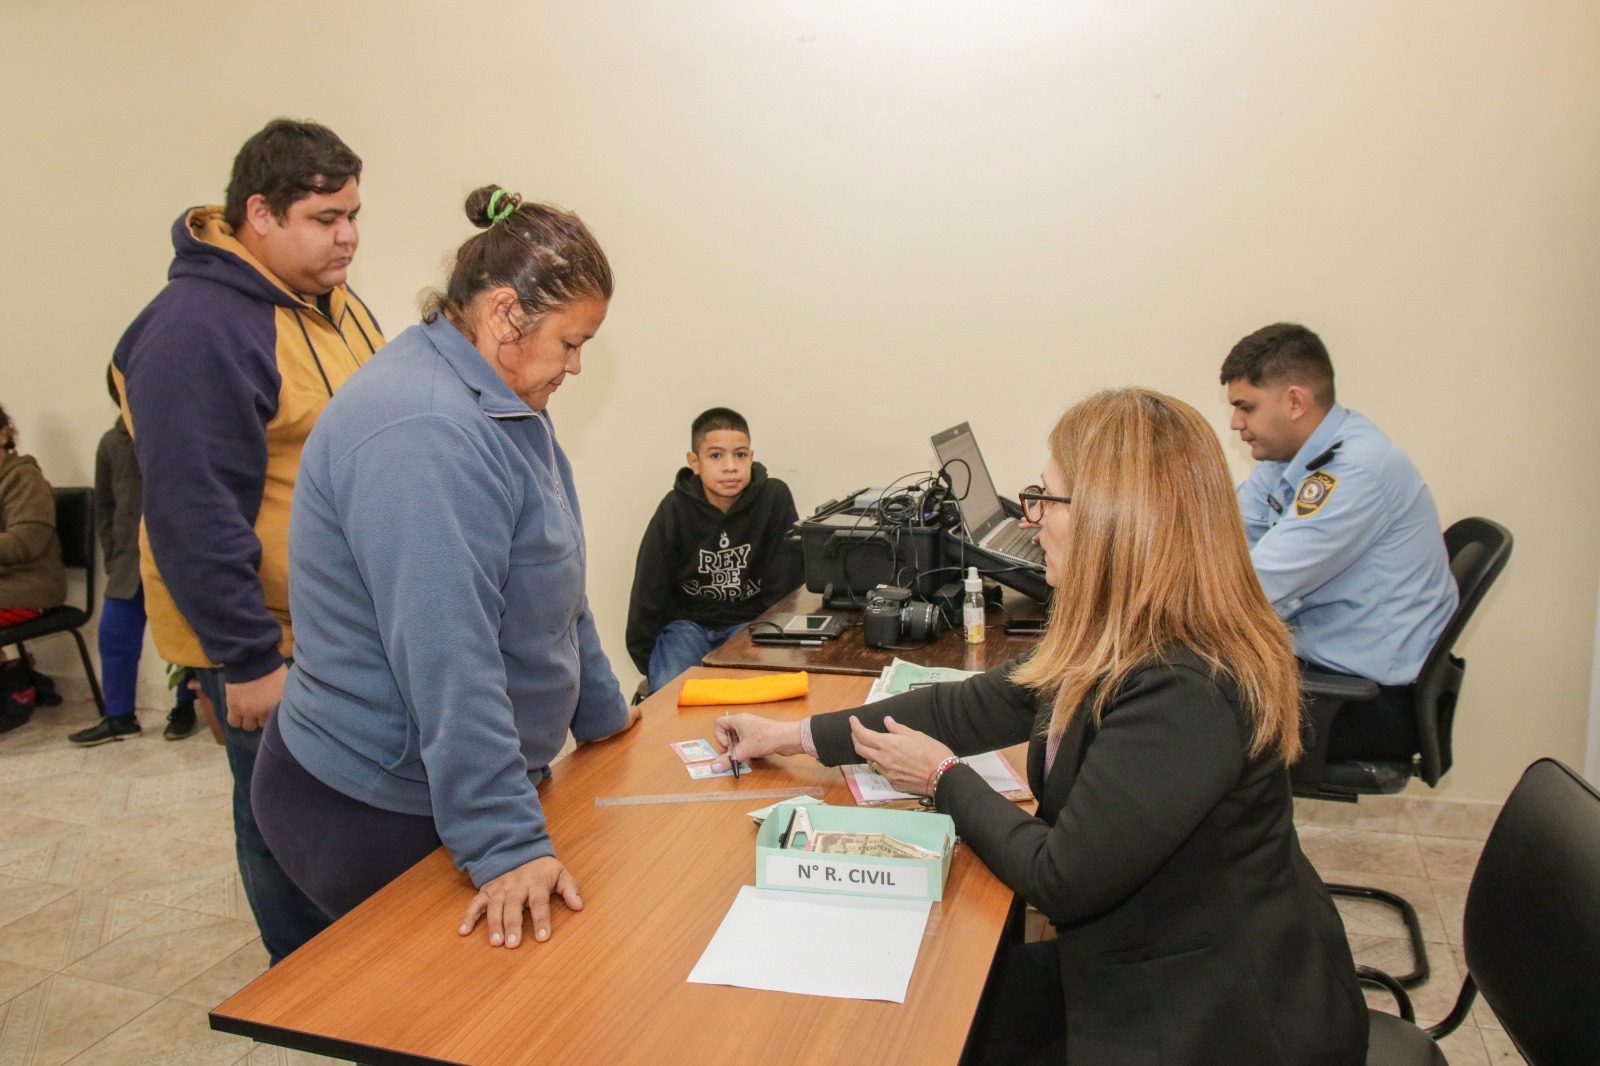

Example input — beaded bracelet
[925,756,961,801]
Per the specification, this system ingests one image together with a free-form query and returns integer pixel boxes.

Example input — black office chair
[0,488,106,716]
[1291,517,1513,987]
[1363,758,1600,1065]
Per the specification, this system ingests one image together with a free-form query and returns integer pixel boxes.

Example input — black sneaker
[68,716,142,746]
[164,704,197,741]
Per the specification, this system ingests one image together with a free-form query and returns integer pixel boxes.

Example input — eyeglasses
[1018,485,1072,524]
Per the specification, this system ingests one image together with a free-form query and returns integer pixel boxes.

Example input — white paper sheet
[687,886,931,1002]
[846,749,1027,803]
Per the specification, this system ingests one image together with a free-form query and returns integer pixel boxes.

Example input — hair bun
[464,184,521,229]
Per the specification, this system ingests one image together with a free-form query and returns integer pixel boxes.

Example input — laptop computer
[930,423,1049,600]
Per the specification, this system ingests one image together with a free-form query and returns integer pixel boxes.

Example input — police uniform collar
[1283,404,1348,486]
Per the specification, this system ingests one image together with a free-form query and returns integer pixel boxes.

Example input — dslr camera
[862,586,943,648]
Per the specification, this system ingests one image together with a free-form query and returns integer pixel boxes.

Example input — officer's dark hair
[1219,322,1336,409]
[222,119,362,230]
[691,408,749,453]
[422,185,612,341]
[106,363,120,406]
[0,403,15,453]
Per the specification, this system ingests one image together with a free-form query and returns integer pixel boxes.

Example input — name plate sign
[763,854,930,899]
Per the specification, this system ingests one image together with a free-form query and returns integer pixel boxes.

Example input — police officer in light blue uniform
[1221,323,1457,760]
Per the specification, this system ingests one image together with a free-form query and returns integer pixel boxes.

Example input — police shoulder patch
[1295,471,1338,517]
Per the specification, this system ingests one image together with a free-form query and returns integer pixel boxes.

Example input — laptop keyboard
[991,522,1045,565]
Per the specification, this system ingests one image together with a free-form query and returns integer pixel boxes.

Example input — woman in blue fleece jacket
[253,186,637,950]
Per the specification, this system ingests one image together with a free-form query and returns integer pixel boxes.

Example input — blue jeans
[97,587,195,720]
[647,619,748,694]
[195,667,331,964]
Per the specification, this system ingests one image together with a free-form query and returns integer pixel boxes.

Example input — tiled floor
[2,698,1524,1065]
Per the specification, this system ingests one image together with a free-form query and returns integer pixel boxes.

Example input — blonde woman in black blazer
[716,389,1367,1065]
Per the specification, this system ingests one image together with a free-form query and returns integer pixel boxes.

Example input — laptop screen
[931,423,1010,543]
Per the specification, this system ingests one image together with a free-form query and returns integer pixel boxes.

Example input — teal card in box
[755,801,955,902]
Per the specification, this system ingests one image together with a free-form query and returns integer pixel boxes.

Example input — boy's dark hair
[422,185,612,337]
[106,362,121,406]
[691,408,749,452]
[1219,322,1336,408]
[0,403,15,452]
[223,118,363,230]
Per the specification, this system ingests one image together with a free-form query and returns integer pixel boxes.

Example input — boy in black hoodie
[627,408,799,693]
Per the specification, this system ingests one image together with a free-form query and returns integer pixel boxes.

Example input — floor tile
[1298,824,1427,878]
[1405,797,1501,842]
[1416,836,1484,882]
[168,942,270,1009]
[0,892,170,972]
[1435,1023,1490,1066]
[0,877,73,931]
[62,907,261,997]
[1293,794,1409,833]
[1479,1028,1528,1065]
[0,960,52,1007]
[0,973,159,1066]
[1430,878,1470,946]
[62,997,254,1065]
[54,826,237,897]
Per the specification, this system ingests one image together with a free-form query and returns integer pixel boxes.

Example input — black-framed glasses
[1018,485,1071,524]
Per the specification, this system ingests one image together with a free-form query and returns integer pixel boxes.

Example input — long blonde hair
[1010,388,1301,761]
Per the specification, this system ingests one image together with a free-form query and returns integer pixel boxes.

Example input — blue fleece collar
[418,315,536,419]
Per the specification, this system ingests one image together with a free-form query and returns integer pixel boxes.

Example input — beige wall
[3,1,1596,800]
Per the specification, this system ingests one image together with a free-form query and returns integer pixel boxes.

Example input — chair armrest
[1292,667,1381,796]
[1300,667,1380,702]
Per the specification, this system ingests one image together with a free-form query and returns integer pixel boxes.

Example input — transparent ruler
[594,786,823,808]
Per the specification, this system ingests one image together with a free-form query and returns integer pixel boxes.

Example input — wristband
[925,756,961,801]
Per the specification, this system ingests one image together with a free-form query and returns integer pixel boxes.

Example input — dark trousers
[966,939,1067,1065]
[253,713,443,920]
[195,668,332,964]
[1326,682,1419,763]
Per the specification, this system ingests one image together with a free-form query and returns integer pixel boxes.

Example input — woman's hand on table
[848,715,955,796]
[711,713,804,770]
[459,855,582,948]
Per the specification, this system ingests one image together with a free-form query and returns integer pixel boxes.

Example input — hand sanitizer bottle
[963,567,986,644]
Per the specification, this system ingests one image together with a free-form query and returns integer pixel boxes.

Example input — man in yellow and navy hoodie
[105,119,384,963]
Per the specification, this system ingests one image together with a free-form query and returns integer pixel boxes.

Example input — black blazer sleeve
[942,663,1247,926]
[809,657,1039,765]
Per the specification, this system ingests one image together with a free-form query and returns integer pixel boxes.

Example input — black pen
[722,712,741,780]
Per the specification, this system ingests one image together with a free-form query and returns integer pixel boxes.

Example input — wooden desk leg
[195,691,224,745]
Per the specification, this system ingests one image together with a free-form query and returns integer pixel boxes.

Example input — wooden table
[211,668,1022,1065]
[702,587,1044,677]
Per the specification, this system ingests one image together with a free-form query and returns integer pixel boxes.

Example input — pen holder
[755,801,955,902]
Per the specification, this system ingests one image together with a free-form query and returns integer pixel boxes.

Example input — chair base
[1329,883,1430,988]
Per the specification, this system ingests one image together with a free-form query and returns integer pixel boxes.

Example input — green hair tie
[487,189,517,224]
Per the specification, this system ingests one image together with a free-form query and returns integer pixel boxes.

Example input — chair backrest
[1465,759,1600,1065]
[52,487,97,615]
[1414,517,1512,785]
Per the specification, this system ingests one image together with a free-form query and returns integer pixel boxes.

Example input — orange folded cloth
[677,672,809,707]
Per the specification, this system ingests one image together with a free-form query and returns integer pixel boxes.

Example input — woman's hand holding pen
[711,713,804,771]
[849,715,954,796]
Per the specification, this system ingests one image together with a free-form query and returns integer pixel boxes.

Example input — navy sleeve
[117,287,285,680]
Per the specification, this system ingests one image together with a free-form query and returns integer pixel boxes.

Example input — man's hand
[459,856,583,948]
[225,664,287,731]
